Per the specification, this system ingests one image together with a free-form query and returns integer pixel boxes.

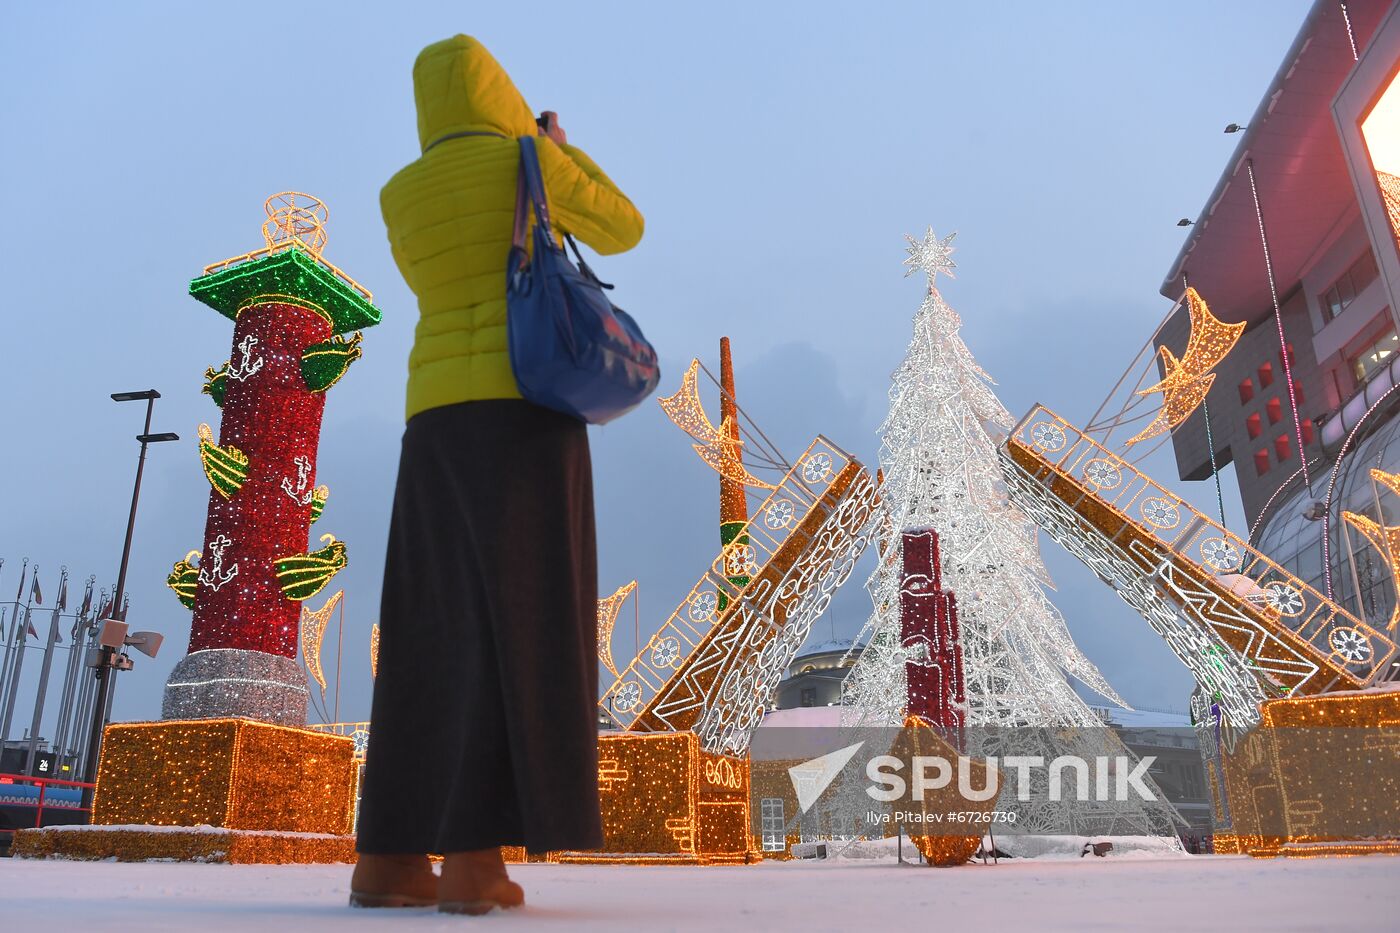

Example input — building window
[1275,434,1291,462]
[1291,380,1305,405]
[1322,252,1380,319]
[1352,329,1399,384]
[1255,449,1271,476]
[1302,419,1315,445]
[1258,362,1274,387]
[1238,378,1254,404]
[1266,397,1282,425]
[1281,344,1296,368]
[761,798,786,851]
[1246,413,1262,439]
[800,687,817,707]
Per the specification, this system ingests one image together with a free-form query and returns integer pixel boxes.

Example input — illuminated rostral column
[164,193,381,724]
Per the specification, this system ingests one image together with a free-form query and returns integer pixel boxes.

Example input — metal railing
[0,772,94,835]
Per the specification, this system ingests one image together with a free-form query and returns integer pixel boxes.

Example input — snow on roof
[797,638,859,656]
[1092,706,1192,729]
[751,705,846,761]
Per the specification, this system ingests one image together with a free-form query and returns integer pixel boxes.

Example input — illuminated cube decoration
[548,733,754,865]
[91,719,358,833]
[11,718,359,864]
[1207,690,1400,858]
[163,194,381,724]
[900,529,964,732]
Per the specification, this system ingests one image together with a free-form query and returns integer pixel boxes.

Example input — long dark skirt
[356,399,603,855]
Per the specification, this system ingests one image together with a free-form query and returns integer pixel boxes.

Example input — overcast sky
[0,1,1307,730]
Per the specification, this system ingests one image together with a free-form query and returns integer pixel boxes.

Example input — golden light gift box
[12,719,359,863]
[1211,690,1400,858]
[511,732,757,865]
[748,718,995,866]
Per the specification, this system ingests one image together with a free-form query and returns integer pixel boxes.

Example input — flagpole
[0,606,10,717]
[0,567,38,744]
[53,577,95,770]
[24,568,67,775]
[333,595,344,724]
[0,558,28,729]
[71,588,109,780]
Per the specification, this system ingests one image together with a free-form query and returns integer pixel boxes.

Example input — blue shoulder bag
[506,136,659,424]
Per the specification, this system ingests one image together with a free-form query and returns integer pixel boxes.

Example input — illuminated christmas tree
[844,229,1122,731]
[842,231,1178,835]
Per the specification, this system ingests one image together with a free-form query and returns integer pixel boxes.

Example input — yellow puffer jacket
[381,35,645,420]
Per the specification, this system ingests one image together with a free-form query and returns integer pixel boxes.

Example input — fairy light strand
[1247,158,1311,492]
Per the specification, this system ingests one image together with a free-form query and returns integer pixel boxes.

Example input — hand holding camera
[536,111,567,146]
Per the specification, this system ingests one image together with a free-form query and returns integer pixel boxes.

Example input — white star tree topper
[902,228,957,283]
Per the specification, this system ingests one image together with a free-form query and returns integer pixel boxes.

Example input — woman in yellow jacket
[353,35,643,913]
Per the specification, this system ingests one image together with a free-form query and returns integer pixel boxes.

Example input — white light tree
[841,230,1179,835]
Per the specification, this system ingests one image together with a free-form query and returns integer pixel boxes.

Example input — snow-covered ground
[2,854,1398,931]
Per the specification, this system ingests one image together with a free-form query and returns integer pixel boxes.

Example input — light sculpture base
[12,719,360,864]
[1213,690,1400,857]
[162,649,309,724]
[11,825,357,864]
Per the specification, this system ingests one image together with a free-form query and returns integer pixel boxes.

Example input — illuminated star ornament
[903,228,957,284]
[1127,287,1242,447]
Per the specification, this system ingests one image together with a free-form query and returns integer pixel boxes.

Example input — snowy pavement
[2,854,1398,931]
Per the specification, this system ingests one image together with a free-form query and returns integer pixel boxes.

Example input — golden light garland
[369,622,380,678]
[597,581,637,678]
[91,719,358,836]
[658,359,777,491]
[1341,512,1400,630]
[299,589,343,693]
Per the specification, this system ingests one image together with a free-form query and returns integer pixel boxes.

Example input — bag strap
[510,138,607,287]
[512,137,554,251]
[421,129,505,154]
[563,233,614,289]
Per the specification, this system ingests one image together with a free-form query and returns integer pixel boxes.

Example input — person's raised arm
[535,133,644,256]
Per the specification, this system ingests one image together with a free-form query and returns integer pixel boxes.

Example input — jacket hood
[413,35,537,151]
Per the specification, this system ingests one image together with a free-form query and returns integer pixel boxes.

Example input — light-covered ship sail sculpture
[596,580,638,679]
[599,342,879,757]
[838,230,1178,835]
[996,281,1397,736]
[299,589,343,721]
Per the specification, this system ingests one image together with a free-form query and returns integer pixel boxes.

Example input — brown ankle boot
[349,853,438,908]
[438,848,525,915]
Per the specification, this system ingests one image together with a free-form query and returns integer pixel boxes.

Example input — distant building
[772,639,862,709]
[1089,707,1213,837]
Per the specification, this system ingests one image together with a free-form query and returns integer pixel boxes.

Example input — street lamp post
[81,390,178,808]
